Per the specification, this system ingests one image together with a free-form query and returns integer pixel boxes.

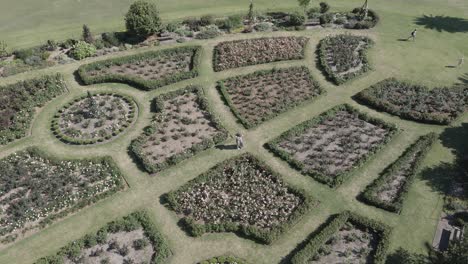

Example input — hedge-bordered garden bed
[354,78,467,125]
[35,211,171,264]
[130,86,228,174]
[0,74,67,145]
[359,133,437,213]
[290,211,391,264]
[217,66,324,129]
[198,256,249,264]
[163,153,317,244]
[77,46,201,90]
[51,92,137,145]
[266,104,398,187]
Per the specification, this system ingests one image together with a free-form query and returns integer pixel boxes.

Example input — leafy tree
[319,2,330,13]
[82,24,94,44]
[125,0,162,38]
[298,0,311,13]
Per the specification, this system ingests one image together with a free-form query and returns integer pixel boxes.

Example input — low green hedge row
[360,133,437,213]
[77,46,202,90]
[198,256,249,264]
[217,66,325,129]
[318,35,373,85]
[35,211,171,264]
[266,104,399,187]
[290,211,392,264]
[0,74,67,145]
[130,85,228,174]
[50,92,137,145]
[163,153,318,244]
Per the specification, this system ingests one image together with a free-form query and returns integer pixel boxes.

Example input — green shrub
[82,24,94,44]
[319,2,331,13]
[320,13,333,24]
[289,12,306,26]
[125,0,162,37]
[254,22,272,32]
[0,40,8,57]
[195,27,221,39]
[221,15,243,32]
[200,15,215,26]
[69,41,96,60]
[307,7,321,18]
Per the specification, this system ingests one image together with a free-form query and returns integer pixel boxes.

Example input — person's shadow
[215,144,238,150]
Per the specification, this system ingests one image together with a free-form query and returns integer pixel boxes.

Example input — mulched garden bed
[290,211,391,264]
[354,78,468,124]
[0,74,67,145]
[35,211,171,264]
[130,86,228,174]
[78,46,201,90]
[318,34,373,85]
[51,92,137,145]
[213,37,308,72]
[0,148,124,244]
[360,133,437,213]
[218,66,324,128]
[163,153,316,244]
[266,104,398,187]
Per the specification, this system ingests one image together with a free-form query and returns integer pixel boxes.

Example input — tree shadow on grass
[457,73,468,86]
[415,15,468,33]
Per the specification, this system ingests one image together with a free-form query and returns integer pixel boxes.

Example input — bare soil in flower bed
[164,153,316,243]
[267,104,398,187]
[218,66,324,128]
[213,37,308,71]
[35,211,171,264]
[0,148,124,244]
[130,86,227,174]
[318,34,373,85]
[52,93,137,145]
[354,78,468,124]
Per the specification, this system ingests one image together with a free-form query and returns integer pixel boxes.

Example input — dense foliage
[69,41,96,60]
[355,78,468,124]
[318,34,373,84]
[125,0,162,38]
[213,37,308,71]
[198,256,249,264]
[0,74,67,145]
[360,133,437,213]
[164,153,316,244]
[0,148,124,243]
[78,46,201,90]
[218,66,324,128]
[35,211,171,264]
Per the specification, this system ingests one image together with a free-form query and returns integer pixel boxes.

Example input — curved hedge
[77,46,202,90]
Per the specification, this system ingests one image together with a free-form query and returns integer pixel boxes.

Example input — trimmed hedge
[77,46,202,90]
[290,211,392,264]
[266,104,399,187]
[318,34,374,85]
[360,133,437,213]
[349,8,380,29]
[163,153,318,244]
[217,66,325,129]
[0,74,67,145]
[51,92,138,145]
[130,85,228,174]
[354,78,467,125]
[198,256,249,264]
[35,211,171,264]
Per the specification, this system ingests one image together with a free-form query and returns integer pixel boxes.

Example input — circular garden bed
[51,92,137,145]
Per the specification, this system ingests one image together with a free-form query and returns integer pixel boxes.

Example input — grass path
[0,1,467,263]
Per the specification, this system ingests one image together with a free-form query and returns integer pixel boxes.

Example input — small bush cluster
[290,211,391,264]
[130,86,228,174]
[266,104,398,187]
[355,78,467,124]
[0,74,67,145]
[0,148,124,243]
[360,133,437,213]
[218,66,324,128]
[318,34,373,85]
[69,41,97,60]
[35,211,171,264]
[77,46,201,90]
[164,153,317,244]
[213,37,308,71]
[198,256,249,264]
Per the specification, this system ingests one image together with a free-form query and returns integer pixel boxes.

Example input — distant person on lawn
[458,56,464,67]
[408,29,417,41]
[235,133,244,150]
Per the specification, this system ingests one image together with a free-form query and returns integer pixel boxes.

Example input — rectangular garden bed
[213,37,308,71]
[217,66,324,128]
[163,153,317,244]
[0,148,125,244]
[360,133,437,213]
[77,46,201,90]
[130,86,228,174]
[290,211,391,264]
[266,104,398,187]
[35,211,171,264]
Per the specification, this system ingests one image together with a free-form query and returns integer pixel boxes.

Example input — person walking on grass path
[458,56,464,67]
[235,132,244,150]
[408,29,417,41]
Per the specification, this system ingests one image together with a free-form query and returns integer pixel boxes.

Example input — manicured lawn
[0,0,467,263]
